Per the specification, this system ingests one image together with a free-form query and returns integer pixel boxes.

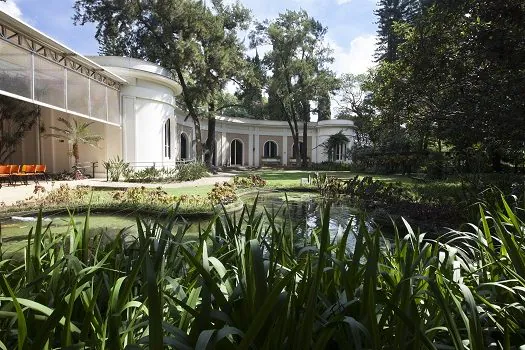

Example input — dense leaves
[1,198,525,348]
[251,10,338,166]
[366,0,525,173]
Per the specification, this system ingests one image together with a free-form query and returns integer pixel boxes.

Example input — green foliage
[174,162,208,182]
[251,9,338,166]
[41,184,91,205]
[1,197,525,348]
[121,163,208,183]
[368,0,525,172]
[320,131,350,161]
[113,186,174,205]
[124,166,166,182]
[103,156,130,182]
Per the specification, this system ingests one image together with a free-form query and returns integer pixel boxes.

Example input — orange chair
[12,164,36,185]
[0,165,11,186]
[34,164,48,182]
[8,164,19,174]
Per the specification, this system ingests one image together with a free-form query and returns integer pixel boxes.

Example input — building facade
[0,11,354,176]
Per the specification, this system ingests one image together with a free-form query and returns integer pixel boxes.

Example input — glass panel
[67,70,89,115]
[90,81,107,121]
[107,88,120,124]
[34,55,65,108]
[0,40,32,98]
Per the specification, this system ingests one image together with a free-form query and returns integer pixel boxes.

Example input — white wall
[91,57,182,169]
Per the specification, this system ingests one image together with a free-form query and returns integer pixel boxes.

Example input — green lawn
[245,170,415,187]
[164,185,214,197]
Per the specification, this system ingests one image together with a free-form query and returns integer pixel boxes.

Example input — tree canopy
[362,0,525,173]
[251,10,338,166]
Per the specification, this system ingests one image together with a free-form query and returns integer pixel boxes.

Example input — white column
[254,130,260,167]
[221,132,227,165]
[121,95,136,163]
[282,135,288,166]
[312,126,318,163]
[248,128,254,166]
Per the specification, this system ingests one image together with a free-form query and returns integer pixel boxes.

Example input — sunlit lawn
[245,169,415,187]
[163,185,214,197]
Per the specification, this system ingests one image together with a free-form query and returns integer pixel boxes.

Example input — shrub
[43,184,91,204]
[175,162,208,182]
[208,181,237,204]
[124,166,163,182]
[233,174,267,188]
[103,155,130,181]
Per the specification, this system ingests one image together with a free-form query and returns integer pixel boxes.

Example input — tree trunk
[205,115,216,168]
[191,115,203,163]
[292,132,300,166]
[73,142,79,167]
[302,120,308,167]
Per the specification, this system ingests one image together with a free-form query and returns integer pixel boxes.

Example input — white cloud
[336,0,352,4]
[329,34,377,75]
[0,0,22,20]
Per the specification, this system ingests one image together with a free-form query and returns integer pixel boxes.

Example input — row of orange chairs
[0,164,48,185]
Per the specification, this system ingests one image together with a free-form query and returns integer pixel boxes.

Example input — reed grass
[0,195,524,349]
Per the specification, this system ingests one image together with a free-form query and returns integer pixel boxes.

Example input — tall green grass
[0,196,524,349]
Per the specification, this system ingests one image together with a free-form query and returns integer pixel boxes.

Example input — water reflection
[243,192,363,252]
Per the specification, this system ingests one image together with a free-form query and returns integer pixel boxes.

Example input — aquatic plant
[0,197,524,348]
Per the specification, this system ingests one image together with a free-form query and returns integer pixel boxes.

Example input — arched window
[263,140,278,158]
[164,119,171,159]
[230,139,243,165]
[180,133,188,160]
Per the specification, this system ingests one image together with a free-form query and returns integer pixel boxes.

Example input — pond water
[0,191,366,255]
[243,191,364,252]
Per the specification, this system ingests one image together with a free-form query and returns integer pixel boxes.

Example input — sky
[0,0,379,77]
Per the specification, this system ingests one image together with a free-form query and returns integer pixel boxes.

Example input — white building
[0,11,354,176]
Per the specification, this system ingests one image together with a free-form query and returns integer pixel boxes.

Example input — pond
[0,191,369,255]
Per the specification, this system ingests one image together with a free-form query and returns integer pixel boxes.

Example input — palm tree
[45,117,103,168]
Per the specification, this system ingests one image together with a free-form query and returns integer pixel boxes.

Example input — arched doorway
[180,133,188,160]
[230,139,243,165]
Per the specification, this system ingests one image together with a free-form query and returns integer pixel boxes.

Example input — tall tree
[232,52,267,119]
[336,73,376,147]
[251,10,337,166]
[375,0,420,62]
[73,0,251,166]
[316,91,331,121]
[0,95,40,163]
[369,0,525,171]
